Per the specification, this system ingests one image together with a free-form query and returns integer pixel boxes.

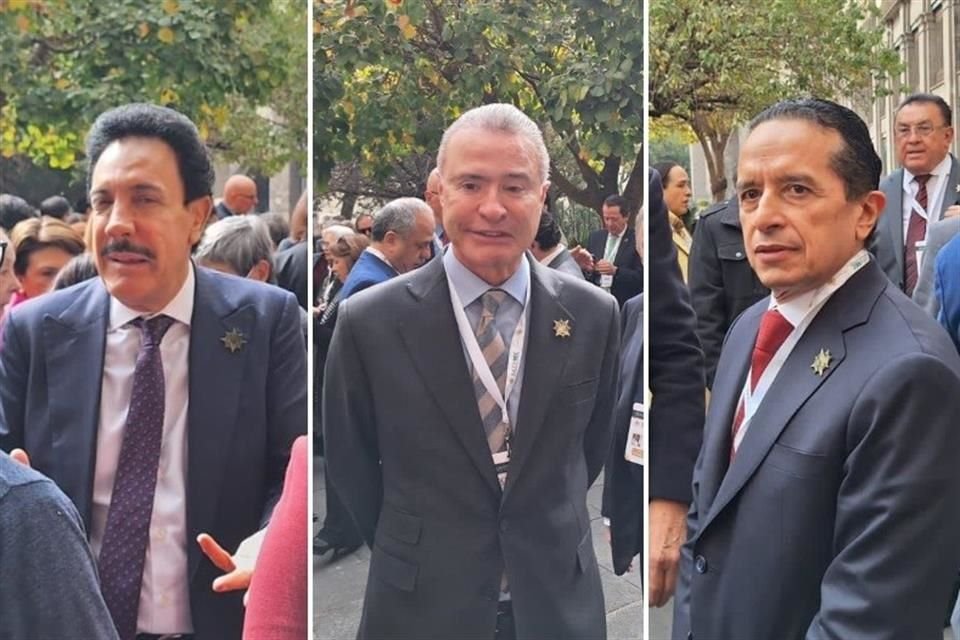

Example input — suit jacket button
[694,555,708,574]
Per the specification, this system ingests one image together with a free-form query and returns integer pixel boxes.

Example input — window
[930,8,944,86]
[907,31,919,90]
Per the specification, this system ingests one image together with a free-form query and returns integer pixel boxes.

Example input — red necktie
[904,173,931,296]
[730,309,794,458]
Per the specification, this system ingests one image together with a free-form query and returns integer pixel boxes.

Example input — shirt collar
[365,246,395,271]
[109,262,195,330]
[443,246,529,308]
[538,244,566,266]
[903,154,952,187]
[768,249,869,327]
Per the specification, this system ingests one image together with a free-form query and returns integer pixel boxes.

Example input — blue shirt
[443,248,530,430]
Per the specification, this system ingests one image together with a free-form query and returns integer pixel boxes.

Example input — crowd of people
[0,103,308,640]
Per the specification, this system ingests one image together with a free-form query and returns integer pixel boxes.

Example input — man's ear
[187,196,213,245]
[246,259,271,283]
[856,190,886,243]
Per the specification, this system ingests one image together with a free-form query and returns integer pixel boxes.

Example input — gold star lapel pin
[553,318,572,338]
[221,328,247,353]
[811,349,832,376]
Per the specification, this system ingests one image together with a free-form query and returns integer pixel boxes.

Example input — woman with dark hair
[652,161,694,281]
[314,231,369,558]
[7,216,84,306]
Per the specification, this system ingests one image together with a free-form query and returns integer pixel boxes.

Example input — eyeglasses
[894,123,949,139]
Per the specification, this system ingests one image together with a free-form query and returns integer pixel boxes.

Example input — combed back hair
[195,215,275,282]
[85,103,214,203]
[534,210,563,251]
[260,212,290,248]
[437,103,550,183]
[322,224,355,242]
[54,252,98,290]
[652,162,681,188]
[371,197,431,242]
[603,194,629,214]
[749,98,881,200]
[0,194,37,231]
[10,216,85,277]
[897,92,953,126]
[40,195,72,219]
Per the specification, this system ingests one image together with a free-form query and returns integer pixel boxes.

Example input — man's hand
[197,529,266,604]
[648,499,687,608]
[595,259,617,276]
[570,246,595,271]
[944,204,960,219]
[9,448,31,467]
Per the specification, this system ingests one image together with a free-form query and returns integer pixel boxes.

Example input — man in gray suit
[873,93,959,295]
[324,103,619,639]
[673,98,960,639]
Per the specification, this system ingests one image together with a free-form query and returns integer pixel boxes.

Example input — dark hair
[85,103,214,203]
[39,195,72,219]
[260,212,290,248]
[652,162,682,188]
[534,210,562,251]
[749,98,881,200]
[897,93,952,127]
[0,194,37,232]
[602,194,628,215]
[53,252,99,290]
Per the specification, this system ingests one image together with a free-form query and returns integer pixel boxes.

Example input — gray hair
[322,224,354,242]
[436,103,550,183]
[195,215,275,282]
[371,197,432,242]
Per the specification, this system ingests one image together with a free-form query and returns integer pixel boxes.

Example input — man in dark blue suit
[0,104,306,640]
[936,232,960,353]
[575,194,644,307]
[337,197,435,301]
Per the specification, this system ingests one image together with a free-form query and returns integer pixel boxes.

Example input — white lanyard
[732,251,870,451]
[446,275,528,433]
[905,173,943,221]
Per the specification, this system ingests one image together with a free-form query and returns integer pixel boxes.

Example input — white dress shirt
[902,155,953,235]
[733,250,870,451]
[90,265,195,634]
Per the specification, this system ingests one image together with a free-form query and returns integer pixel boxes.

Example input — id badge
[493,450,510,489]
[600,274,614,289]
[624,402,644,465]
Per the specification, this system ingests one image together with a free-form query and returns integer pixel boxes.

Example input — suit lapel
[44,279,110,528]
[399,258,502,497]
[942,154,960,215]
[186,268,256,578]
[614,228,636,266]
[698,263,885,535]
[502,262,573,504]
[884,169,905,276]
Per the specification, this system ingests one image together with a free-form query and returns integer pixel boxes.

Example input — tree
[650,0,900,202]
[314,0,644,218]
[0,0,305,174]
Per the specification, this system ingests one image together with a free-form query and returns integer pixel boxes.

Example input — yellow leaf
[138,22,150,38]
[398,16,416,39]
[157,27,175,44]
[9,0,28,10]
[55,78,69,89]
[15,14,30,32]
[160,88,178,104]
[198,122,209,141]
[314,19,322,33]
[162,0,179,15]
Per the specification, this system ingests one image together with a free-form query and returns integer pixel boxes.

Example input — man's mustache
[100,239,156,260]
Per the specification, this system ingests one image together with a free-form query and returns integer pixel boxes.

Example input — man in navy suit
[673,98,960,639]
[575,194,644,307]
[936,233,960,353]
[337,197,435,300]
[0,104,306,640]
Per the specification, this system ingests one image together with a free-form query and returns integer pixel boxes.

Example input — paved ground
[314,457,644,639]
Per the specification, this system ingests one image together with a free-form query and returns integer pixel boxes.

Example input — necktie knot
[132,315,175,348]
[480,289,507,320]
[750,309,794,390]
[915,173,932,187]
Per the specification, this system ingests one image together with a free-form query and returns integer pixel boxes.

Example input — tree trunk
[690,113,733,203]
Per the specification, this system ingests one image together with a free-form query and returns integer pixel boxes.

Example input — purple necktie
[904,173,931,295]
[99,315,175,640]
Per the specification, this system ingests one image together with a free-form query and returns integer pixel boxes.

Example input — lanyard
[732,250,870,451]
[446,275,528,435]
[905,173,943,221]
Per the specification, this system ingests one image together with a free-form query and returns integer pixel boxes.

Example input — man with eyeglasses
[354,212,374,236]
[873,93,960,296]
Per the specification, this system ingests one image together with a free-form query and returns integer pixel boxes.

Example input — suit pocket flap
[718,242,748,262]
[563,378,598,405]
[379,505,422,545]
[372,546,418,592]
